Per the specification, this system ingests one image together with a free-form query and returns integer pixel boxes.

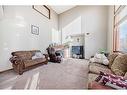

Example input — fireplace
[71,46,84,59]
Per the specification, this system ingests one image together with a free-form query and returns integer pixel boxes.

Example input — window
[118,20,127,52]
[113,5,127,52]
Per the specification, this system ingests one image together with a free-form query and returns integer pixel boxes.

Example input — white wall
[59,6,108,59]
[107,6,114,53]
[0,6,58,72]
[0,6,3,19]
[71,36,84,46]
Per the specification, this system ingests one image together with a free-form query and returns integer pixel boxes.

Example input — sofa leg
[45,61,48,64]
[19,71,23,75]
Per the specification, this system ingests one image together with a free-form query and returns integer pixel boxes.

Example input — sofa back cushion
[108,53,119,68]
[12,50,40,60]
[111,54,127,76]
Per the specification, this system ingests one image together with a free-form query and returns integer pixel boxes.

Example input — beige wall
[59,6,109,59]
[0,6,58,71]
[107,6,114,53]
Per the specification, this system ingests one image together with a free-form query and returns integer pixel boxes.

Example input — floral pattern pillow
[95,72,127,89]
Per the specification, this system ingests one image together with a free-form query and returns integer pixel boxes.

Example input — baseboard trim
[0,68,13,74]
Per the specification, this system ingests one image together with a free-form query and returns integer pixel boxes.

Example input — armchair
[46,46,62,63]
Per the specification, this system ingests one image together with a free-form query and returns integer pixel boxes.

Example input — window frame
[113,5,127,52]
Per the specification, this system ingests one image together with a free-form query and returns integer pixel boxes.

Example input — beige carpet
[0,58,89,89]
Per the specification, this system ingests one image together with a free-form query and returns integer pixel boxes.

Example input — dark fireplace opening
[71,46,84,59]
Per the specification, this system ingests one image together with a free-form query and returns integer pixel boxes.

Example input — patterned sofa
[88,52,127,88]
[10,50,48,75]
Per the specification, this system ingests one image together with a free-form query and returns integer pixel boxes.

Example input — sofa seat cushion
[24,58,46,68]
[111,54,127,76]
[88,73,99,83]
[89,63,112,74]
[89,62,108,67]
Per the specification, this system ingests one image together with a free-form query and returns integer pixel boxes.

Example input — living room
[0,1,127,92]
[0,5,112,71]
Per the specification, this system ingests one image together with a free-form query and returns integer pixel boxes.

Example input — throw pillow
[89,53,109,65]
[108,53,119,68]
[95,72,127,89]
[111,54,127,76]
[88,81,113,89]
[32,52,45,60]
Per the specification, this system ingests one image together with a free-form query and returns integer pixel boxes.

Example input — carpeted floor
[0,58,89,89]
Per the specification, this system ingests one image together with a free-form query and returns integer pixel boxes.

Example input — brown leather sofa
[10,50,48,75]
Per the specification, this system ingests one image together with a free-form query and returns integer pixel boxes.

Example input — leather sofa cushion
[13,51,32,60]
[111,54,127,76]
[89,63,112,74]
[11,50,41,60]
[108,53,119,68]
[24,58,46,68]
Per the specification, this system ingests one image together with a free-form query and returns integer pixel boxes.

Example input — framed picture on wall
[33,5,50,19]
[31,25,39,35]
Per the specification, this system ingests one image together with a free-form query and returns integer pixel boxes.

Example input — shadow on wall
[62,16,82,44]
[59,6,108,59]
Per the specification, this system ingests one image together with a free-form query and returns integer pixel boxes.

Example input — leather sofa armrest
[43,54,49,60]
[10,56,24,65]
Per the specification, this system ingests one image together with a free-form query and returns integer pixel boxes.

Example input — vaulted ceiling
[50,5,76,14]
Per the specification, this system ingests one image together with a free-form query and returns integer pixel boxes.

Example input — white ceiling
[50,5,76,14]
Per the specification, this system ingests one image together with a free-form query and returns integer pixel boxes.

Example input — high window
[113,5,127,52]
